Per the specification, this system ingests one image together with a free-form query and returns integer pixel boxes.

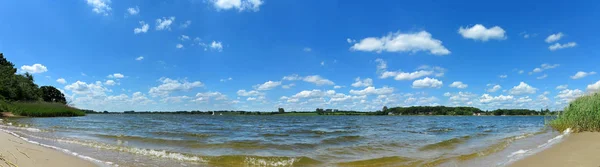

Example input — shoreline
[510,132,600,167]
[0,125,99,167]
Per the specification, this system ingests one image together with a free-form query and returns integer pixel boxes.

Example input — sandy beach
[0,129,96,167]
[511,132,600,167]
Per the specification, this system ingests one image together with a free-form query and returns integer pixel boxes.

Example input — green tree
[278,107,285,113]
[40,86,67,104]
[0,53,18,99]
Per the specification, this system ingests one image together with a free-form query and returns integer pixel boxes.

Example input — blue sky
[1,0,599,112]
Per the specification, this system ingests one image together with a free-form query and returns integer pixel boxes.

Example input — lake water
[0,115,566,167]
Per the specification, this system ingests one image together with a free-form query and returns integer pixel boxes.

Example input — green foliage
[0,53,81,117]
[550,93,600,132]
[9,102,85,117]
[491,109,539,115]
[278,107,285,113]
[40,86,67,104]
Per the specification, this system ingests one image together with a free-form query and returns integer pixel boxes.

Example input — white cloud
[349,86,394,95]
[518,70,524,74]
[449,81,468,89]
[127,6,139,15]
[480,94,514,103]
[303,75,334,86]
[545,32,564,43]
[65,81,109,97]
[549,42,577,51]
[155,17,175,31]
[134,21,149,34]
[179,35,190,41]
[135,56,144,61]
[509,82,537,95]
[192,92,228,103]
[20,64,48,74]
[346,38,356,43]
[161,96,190,103]
[556,85,568,90]
[536,74,548,79]
[281,83,295,89]
[530,63,560,74]
[350,31,450,55]
[333,85,342,89]
[588,80,600,92]
[555,89,584,104]
[499,75,508,78]
[220,77,233,82]
[86,0,112,16]
[376,59,445,80]
[447,92,477,104]
[56,78,67,84]
[237,89,263,97]
[254,81,281,90]
[107,73,125,79]
[210,41,223,52]
[487,84,502,92]
[176,44,184,49]
[458,24,506,41]
[180,20,192,28]
[351,77,373,87]
[210,0,264,12]
[104,80,116,86]
[412,77,443,88]
[303,47,312,52]
[148,77,204,97]
[571,71,596,79]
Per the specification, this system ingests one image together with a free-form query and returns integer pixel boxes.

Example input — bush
[550,93,600,132]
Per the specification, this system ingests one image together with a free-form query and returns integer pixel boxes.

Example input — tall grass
[549,93,600,132]
[1,101,85,117]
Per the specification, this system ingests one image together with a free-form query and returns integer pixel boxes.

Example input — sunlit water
[0,115,564,167]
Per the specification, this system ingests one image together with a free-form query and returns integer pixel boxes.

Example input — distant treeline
[84,106,558,116]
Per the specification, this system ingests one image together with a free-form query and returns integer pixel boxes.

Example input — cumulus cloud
[135,56,144,61]
[536,74,548,79]
[134,21,149,34]
[487,84,501,92]
[180,20,192,28]
[449,81,468,89]
[86,0,112,16]
[56,78,67,84]
[179,35,190,41]
[530,63,560,74]
[349,86,394,95]
[588,80,600,92]
[571,71,596,79]
[237,89,263,96]
[549,42,576,51]
[458,24,507,41]
[302,75,334,86]
[156,17,175,31]
[104,80,116,86]
[412,77,443,88]
[176,44,184,49]
[65,81,109,97]
[376,59,445,80]
[545,32,564,43]
[509,82,537,95]
[254,81,281,90]
[555,89,584,104]
[192,92,228,103]
[148,77,204,97]
[107,73,125,79]
[127,6,139,15]
[351,77,373,87]
[20,64,48,74]
[350,31,450,55]
[210,41,223,52]
[480,94,514,103]
[210,0,264,12]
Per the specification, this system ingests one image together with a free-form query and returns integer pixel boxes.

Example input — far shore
[510,132,600,167]
[0,126,97,167]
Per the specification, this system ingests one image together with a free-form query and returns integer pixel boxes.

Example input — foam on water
[501,128,572,166]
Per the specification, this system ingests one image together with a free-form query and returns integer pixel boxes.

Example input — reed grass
[1,101,85,117]
[549,93,600,132]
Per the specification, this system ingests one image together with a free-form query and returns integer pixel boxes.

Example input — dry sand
[0,129,96,167]
[510,132,600,167]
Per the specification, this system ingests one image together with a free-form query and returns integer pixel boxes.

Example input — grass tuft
[549,93,600,132]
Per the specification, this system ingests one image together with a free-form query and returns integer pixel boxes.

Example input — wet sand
[0,129,96,167]
[511,132,600,167]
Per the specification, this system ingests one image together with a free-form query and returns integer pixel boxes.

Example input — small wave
[426,127,454,133]
[321,135,362,144]
[508,149,529,158]
[262,133,290,137]
[26,127,41,132]
[419,135,472,151]
[337,156,420,167]
[150,131,213,138]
